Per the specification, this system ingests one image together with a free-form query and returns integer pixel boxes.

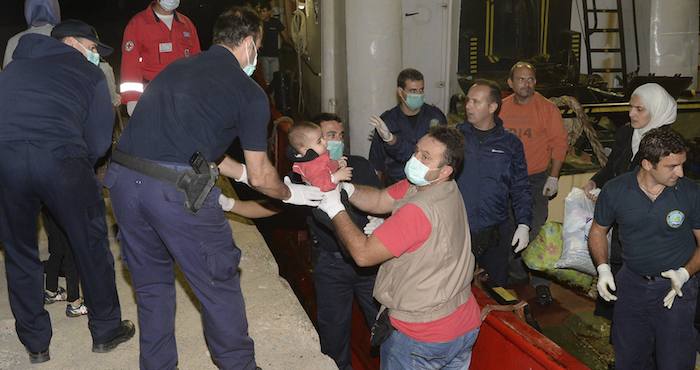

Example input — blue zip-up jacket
[369,103,446,184]
[0,33,113,165]
[456,117,532,232]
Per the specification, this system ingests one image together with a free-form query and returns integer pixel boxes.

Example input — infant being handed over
[288,121,352,191]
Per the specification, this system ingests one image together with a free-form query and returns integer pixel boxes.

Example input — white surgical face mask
[243,39,258,76]
[159,0,180,12]
[404,155,441,186]
[77,42,100,66]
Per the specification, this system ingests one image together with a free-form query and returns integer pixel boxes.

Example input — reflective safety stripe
[119,82,144,93]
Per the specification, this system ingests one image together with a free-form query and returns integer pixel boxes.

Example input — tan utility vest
[373,180,475,323]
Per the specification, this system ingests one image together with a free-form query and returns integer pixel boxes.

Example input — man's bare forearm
[550,159,564,178]
[683,230,700,276]
[332,211,372,266]
[331,211,393,267]
[348,185,394,215]
[218,156,244,179]
[242,151,291,200]
[588,221,610,266]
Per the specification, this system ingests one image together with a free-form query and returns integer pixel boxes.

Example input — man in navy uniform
[0,20,134,364]
[105,7,322,370]
[369,68,447,185]
[307,113,379,369]
[590,128,700,369]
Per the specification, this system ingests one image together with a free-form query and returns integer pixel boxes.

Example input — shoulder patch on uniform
[124,41,135,52]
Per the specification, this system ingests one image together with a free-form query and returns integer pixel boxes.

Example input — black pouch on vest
[370,307,395,347]
[471,225,499,258]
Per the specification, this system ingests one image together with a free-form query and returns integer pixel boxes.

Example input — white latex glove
[126,101,137,116]
[661,267,690,309]
[234,163,249,185]
[319,186,345,219]
[341,182,355,198]
[542,176,559,197]
[596,264,618,302]
[369,115,394,143]
[282,176,323,206]
[218,194,235,211]
[511,224,530,253]
[363,216,385,235]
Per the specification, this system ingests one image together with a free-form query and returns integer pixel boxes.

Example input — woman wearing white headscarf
[584,83,677,198]
[583,82,677,320]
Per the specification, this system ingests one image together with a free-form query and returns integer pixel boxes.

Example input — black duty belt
[111,150,218,214]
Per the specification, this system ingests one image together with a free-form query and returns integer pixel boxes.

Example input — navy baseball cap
[51,19,113,56]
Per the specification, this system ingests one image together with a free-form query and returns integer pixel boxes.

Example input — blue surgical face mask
[404,92,424,111]
[404,155,440,186]
[243,40,258,77]
[326,140,344,160]
[78,42,100,66]
[159,0,180,11]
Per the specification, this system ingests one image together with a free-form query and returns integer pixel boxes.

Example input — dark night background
[0,0,249,71]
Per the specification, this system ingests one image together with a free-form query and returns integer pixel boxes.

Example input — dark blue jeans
[613,265,698,370]
[313,248,378,370]
[380,327,479,370]
[106,163,255,370]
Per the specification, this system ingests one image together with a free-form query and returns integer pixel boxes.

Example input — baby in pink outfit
[288,121,352,191]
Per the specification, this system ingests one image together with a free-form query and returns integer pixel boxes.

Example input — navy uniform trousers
[105,163,255,370]
[313,248,378,370]
[613,265,698,370]
[0,142,122,352]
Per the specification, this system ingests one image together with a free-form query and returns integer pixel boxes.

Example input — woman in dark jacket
[583,83,677,319]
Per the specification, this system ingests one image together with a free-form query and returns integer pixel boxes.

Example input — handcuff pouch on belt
[112,150,218,213]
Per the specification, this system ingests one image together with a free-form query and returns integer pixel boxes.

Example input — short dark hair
[638,128,688,166]
[397,68,424,88]
[288,121,321,153]
[311,113,342,125]
[471,79,502,117]
[212,7,262,48]
[428,126,464,179]
[509,61,536,80]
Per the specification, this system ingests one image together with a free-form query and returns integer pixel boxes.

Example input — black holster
[111,150,218,213]
[370,307,395,347]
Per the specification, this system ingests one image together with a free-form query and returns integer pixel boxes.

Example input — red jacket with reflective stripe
[119,4,200,104]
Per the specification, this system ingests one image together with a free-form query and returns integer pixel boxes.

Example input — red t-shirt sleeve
[387,179,410,200]
[373,203,431,256]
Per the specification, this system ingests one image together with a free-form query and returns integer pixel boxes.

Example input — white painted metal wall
[345,0,402,157]
[401,0,453,113]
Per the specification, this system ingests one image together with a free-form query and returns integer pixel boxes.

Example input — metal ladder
[581,0,628,89]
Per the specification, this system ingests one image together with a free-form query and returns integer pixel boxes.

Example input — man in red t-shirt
[318,126,481,368]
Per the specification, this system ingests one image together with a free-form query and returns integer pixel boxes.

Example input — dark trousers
[313,248,378,370]
[106,163,255,370]
[612,265,698,370]
[43,208,80,302]
[473,222,513,287]
[0,142,122,352]
[508,171,551,287]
